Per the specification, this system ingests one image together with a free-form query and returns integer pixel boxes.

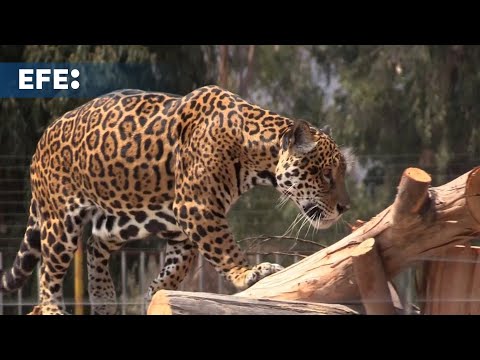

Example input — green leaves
[321,45,480,175]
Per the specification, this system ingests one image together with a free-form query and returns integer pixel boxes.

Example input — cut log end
[147,291,173,315]
[351,237,376,257]
[394,167,432,219]
[466,166,480,227]
[404,167,431,184]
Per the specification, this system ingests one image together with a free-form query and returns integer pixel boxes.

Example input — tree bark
[147,290,359,315]
[235,167,480,305]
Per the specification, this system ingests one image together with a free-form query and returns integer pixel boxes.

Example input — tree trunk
[218,45,229,88]
[235,167,480,306]
[147,290,359,315]
[238,45,255,97]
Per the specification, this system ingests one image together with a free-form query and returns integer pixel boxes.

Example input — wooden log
[147,290,359,315]
[421,245,480,314]
[469,248,480,314]
[351,238,396,315]
[236,167,480,306]
[387,282,404,311]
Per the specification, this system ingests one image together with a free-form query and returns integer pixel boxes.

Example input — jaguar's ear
[283,120,316,154]
[321,125,332,137]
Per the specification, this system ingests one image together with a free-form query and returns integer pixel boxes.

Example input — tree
[320,45,480,181]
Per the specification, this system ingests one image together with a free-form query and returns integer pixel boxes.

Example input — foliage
[320,45,480,182]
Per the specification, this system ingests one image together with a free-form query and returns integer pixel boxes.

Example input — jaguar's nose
[336,203,350,214]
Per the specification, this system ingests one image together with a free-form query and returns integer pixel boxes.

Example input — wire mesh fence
[0,248,307,315]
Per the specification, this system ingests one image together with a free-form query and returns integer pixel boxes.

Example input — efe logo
[19,68,80,90]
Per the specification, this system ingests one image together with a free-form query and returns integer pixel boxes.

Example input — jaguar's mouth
[302,203,323,221]
[302,202,337,229]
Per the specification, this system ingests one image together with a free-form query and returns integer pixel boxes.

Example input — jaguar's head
[276,120,350,229]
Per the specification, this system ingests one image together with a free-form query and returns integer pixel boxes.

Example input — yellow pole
[74,240,84,315]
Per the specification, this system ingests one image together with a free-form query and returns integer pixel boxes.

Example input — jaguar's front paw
[245,262,284,287]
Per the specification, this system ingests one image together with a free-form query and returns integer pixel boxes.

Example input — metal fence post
[121,251,127,315]
[274,253,281,267]
[37,262,41,303]
[404,267,414,315]
[139,251,145,314]
[198,256,204,292]
[159,250,165,268]
[0,252,3,315]
[18,289,22,315]
[217,273,224,294]
[255,253,262,266]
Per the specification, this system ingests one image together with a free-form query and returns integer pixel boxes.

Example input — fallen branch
[147,290,359,315]
[240,235,326,251]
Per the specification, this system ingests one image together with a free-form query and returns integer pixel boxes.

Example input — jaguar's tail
[0,200,41,292]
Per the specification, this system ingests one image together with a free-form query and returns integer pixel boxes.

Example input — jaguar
[0,85,350,314]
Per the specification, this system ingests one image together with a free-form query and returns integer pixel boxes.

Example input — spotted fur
[0,85,350,314]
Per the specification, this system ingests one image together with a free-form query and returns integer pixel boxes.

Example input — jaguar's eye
[323,168,333,185]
